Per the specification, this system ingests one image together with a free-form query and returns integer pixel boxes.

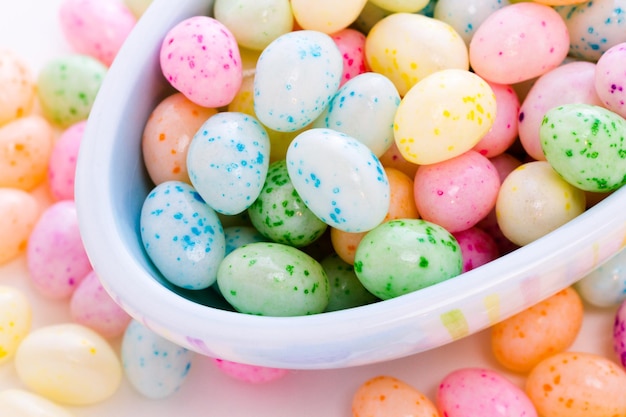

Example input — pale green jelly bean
[321,253,379,312]
[354,219,462,300]
[37,54,107,127]
[248,160,328,247]
[217,242,330,316]
[540,103,626,192]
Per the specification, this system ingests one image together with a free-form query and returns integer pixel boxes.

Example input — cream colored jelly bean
[0,286,31,365]
[291,0,367,34]
[0,49,35,126]
[393,68,496,165]
[0,389,73,417]
[365,12,468,97]
[14,323,122,405]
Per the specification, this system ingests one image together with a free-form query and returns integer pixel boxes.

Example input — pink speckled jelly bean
[614,299,626,368]
[595,42,626,118]
[58,0,137,67]
[330,28,367,87]
[452,226,499,273]
[48,120,85,201]
[211,358,289,383]
[26,200,92,299]
[160,16,242,108]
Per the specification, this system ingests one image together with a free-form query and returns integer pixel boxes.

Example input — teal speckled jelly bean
[248,160,327,248]
[37,54,106,127]
[121,320,194,399]
[354,219,462,300]
[540,103,626,192]
[140,181,225,290]
[320,253,379,312]
[217,242,330,316]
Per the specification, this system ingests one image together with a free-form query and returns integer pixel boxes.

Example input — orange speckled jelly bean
[352,375,438,417]
[0,188,39,265]
[142,92,218,185]
[491,286,584,373]
[525,351,626,417]
[0,115,54,191]
[0,49,35,126]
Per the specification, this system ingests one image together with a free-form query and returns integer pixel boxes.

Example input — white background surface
[0,1,620,416]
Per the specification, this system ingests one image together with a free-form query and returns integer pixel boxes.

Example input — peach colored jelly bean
[0,49,35,126]
[0,187,40,265]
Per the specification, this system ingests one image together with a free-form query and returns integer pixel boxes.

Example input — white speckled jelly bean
[187,112,270,215]
[434,0,511,46]
[26,200,92,299]
[394,68,496,165]
[224,226,266,255]
[313,72,400,157]
[0,286,31,365]
[286,128,390,233]
[160,16,242,108]
[140,181,225,290]
[0,188,39,265]
[469,2,569,84]
[576,247,626,307]
[437,368,537,417]
[253,30,343,132]
[594,42,626,118]
[0,389,73,417]
[211,358,289,383]
[122,320,194,399]
[330,28,367,87]
[291,0,367,33]
[48,120,85,201]
[0,49,35,126]
[15,323,122,405]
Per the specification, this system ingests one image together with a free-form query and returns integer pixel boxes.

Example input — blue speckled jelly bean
[253,30,343,132]
[140,181,225,290]
[121,320,194,399]
[187,112,270,215]
[223,226,267,255]
[575,247,626,307]
[313,72,400,157]
[286,128,390,233]
[434,0,511,46]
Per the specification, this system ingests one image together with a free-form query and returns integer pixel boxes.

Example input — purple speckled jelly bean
[211,358,289,383]
[595,42,626,118]
[614,299,626,367]
[160,16,242,108]
[48,120,85,201]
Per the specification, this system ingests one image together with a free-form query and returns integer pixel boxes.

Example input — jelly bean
[575,247,626,307]
[122,320,194,399]
[48,120,85,201]
[330,28,367,87]
[140,181,225,290]
[160,16,242,108]
[595,42,626,118]
[495,161,586,246]
[70,270,131,339]
[124,0,152,18]
[369,0,430,13]
[469,2,569,84]
[0,115,54,191]
[15,323,122,405]
[491,287,583,373]
[0,49,35,126]
[59,0,137,67]
[0,389,73,417]
[253,30,343,132]
[525,352,626,417]
[214,0,293,51]
[37,54,107,127]
[0,286,31,365]
[286,128,390,233]
[27,200,92,299]
[313,72,400,157]
[0,188,39,265]
[365,13,469,97]
[518,61,602,161]
[217,242,330,316]
[613,298,626,367]
[354,219,462,300]
[414,150,500,233]
[142,92,217,185]
[321,253,379,311]
[352,375,439,417]
[224,226,266,255]
[247,160,328,247]
[290,0,367,34]
[187,112,270,215]
[394,69,496,165]
[352,1,393,34]
[452,226,499,272]
[378,141,419,179]
[556,0,626,62]
[434,0,511,46]
[438,368,537,417]
[211,358,289,383]
[540,103,626,192]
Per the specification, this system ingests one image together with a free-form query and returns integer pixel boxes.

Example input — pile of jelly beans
[3,0,626,415]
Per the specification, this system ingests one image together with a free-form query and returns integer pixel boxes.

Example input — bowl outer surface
[75,0,626,369]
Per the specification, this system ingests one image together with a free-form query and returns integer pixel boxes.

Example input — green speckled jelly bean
[540,103,626,192]
[37,54,107,127]
[321,253,379,312]
[248,160,328,247]
[354,219,462,300]
[216,242,330,316]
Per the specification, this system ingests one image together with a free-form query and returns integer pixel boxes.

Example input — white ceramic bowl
[75,0,626,369]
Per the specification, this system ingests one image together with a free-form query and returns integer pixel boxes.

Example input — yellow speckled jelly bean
[0,389,73,417]
[0,188,39,265]
[0,286,31,365]
[0,49,35,126]
[365,12,468,97]
[369,0,430,13]
[15,323,122,405]
[291,0,367,34]
[526,352,626,417]
[393,68,496,165]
